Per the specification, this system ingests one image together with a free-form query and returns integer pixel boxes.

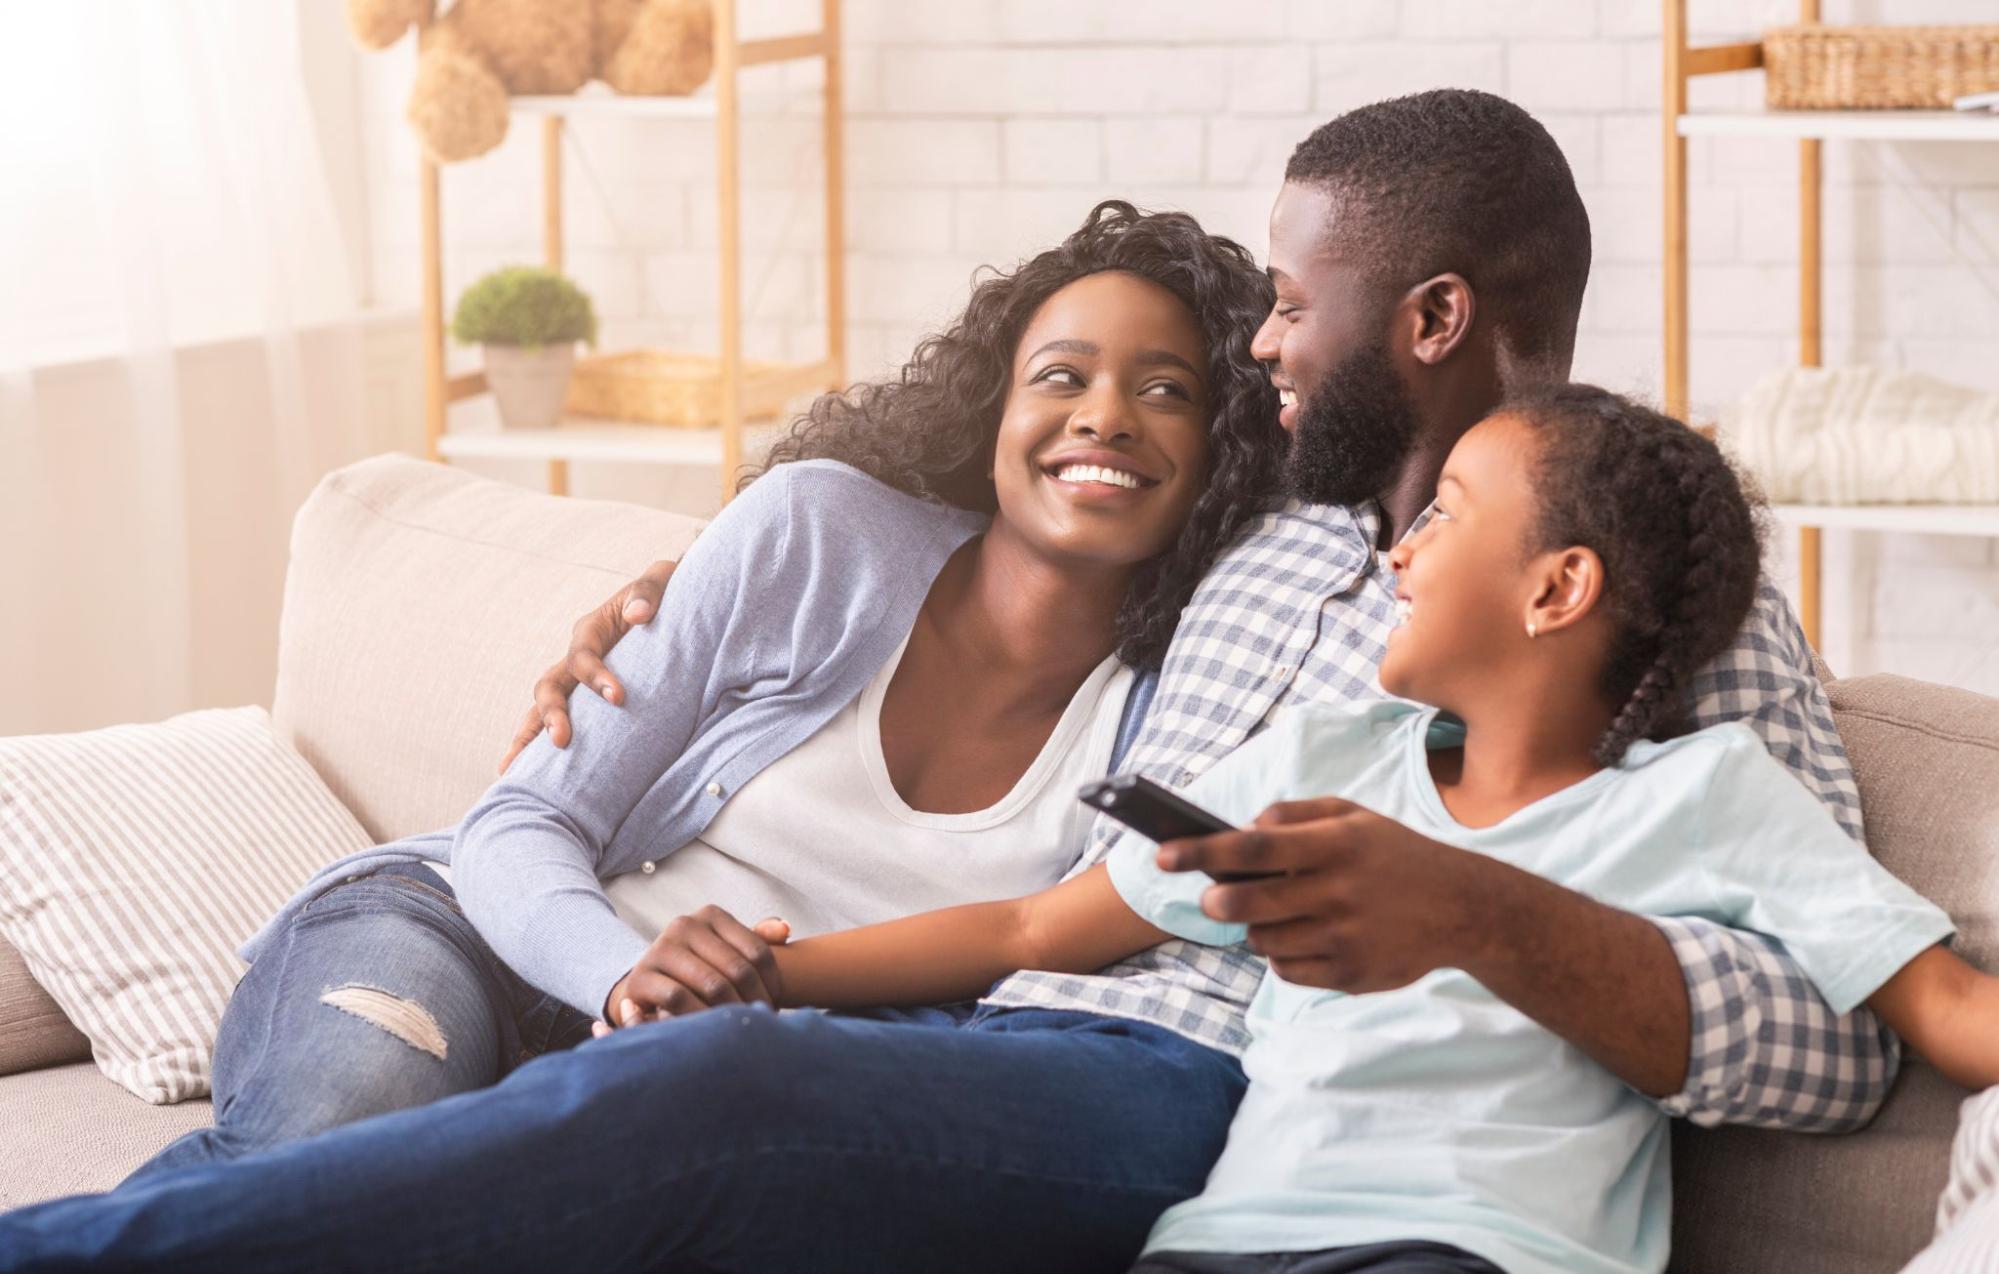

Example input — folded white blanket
[1721,366,1999,504]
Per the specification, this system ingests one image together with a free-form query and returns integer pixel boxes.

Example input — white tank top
[601,635,1134,940]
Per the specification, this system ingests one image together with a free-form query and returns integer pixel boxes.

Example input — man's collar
[1277,496,1440,550]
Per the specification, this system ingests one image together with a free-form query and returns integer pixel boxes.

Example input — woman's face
[1377,413,1544,709]
[990,270,1212,570]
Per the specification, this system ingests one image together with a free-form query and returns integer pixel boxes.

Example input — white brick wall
[357,0,1999,695]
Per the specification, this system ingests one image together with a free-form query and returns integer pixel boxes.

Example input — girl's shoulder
[1266,697,1431,753]
[1613,721,1777,811]
[1620,719,1765,773]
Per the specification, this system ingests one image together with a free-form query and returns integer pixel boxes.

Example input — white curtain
[0,2,367,734]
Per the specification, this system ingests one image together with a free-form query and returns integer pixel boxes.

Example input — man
[0,90,1894,1273]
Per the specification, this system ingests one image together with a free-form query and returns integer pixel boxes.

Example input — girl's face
[1378,414,1547,709]
[990,271,1212,570]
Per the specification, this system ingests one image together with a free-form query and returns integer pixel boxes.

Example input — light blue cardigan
[243,461,989,1016]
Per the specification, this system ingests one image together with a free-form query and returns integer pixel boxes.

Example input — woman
[127,200,1283,1180]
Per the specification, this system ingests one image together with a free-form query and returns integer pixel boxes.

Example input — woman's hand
[596,908,791,1034]
[498,559,679,773]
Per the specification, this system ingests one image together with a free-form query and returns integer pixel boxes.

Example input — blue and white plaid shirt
[983,498,1897,1132]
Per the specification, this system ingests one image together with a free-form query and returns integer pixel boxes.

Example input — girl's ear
[1402,272,1476,367]
[1524,546,1604,639]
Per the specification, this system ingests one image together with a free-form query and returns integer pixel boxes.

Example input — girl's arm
[606,865,1168,1024]
[774,864,1167,1009]
[1868,945,1999,1090]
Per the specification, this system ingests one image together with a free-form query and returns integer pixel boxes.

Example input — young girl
[624,384,1991,1274]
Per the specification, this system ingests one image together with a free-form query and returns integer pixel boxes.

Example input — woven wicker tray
[564,350,824,428]
[1764,24,1999,110]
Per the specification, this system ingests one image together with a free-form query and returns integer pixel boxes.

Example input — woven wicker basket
[565,350,807,428]
[1764,24,1999,110]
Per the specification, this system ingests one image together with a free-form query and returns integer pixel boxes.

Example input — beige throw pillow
[0,706,371,1103]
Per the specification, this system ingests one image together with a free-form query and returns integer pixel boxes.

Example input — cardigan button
[705,782,724,798]
[640,861,656,875]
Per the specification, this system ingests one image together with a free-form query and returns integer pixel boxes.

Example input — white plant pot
[483,343,575,430]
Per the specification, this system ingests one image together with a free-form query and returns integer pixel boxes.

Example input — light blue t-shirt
[1107,698,1952,1274]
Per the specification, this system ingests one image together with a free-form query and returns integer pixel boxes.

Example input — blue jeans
[0,1000,1246,1272]
[129,864,594,1185]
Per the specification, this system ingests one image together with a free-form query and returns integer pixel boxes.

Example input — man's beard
[1282,341,1422,507]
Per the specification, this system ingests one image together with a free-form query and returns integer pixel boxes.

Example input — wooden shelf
[1664,7,1999,650]
[1771,503,1999,538]
[420,1,846,507]
[437,421,732,467]
[1678,109,1999,142]
[509,88,817,120]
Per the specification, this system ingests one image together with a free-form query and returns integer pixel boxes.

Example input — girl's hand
[595,909,791,1035]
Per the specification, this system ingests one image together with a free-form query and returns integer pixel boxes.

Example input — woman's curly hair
[744,199,1283,669]
[1509,384,1766,765]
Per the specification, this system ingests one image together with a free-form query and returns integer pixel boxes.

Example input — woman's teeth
[1055,464,1142,490]
[1393,598,1413,625]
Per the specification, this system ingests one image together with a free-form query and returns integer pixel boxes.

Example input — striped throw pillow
[0,706,371,1103]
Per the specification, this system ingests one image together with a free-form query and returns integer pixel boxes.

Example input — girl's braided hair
[744,200,1283,671]
[1509,384,1766,765]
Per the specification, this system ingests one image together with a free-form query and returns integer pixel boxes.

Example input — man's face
[1250,181,1421,507]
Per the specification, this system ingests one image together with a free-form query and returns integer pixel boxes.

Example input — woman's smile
[1040,447,1161,501]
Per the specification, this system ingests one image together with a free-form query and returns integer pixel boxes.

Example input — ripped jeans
[126,864,594,1186]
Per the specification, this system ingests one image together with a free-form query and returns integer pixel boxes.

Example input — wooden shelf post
[421,157,445,462]
[823,0,846,392]
[714,0,744,507]
[1663,0,1824,649]
[542,116,570,497]
[1795,0,1824,647]
[1662,0,1689,422]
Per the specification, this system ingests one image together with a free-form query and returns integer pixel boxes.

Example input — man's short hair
[1286,89,1591,375]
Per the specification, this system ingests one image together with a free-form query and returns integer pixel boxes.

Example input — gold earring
[1526,621,1538,638]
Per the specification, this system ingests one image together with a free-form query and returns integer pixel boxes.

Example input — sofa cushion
[273,455,705,843]
[1670,673,1999,1273]
[0,936,89,1077]
[0,706,372,1103]
[0,1063,212,1209]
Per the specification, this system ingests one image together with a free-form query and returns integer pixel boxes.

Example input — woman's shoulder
[695,460,983,571]
[684,461,986,609]
[753,460,987,540]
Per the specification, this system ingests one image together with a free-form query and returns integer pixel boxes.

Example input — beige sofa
[3,454,1997,1273]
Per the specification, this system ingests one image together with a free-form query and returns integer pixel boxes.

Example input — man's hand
[595,908,791,1035]
[1160,795,1691,1097]
[499,559,677,773]
[1158,798,1501,994]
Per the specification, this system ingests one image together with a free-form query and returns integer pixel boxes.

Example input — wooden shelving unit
[421,0,845,507]
[1663,0,1999,650]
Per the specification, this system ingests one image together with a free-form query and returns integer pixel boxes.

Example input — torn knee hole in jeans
[320,985,449,1061]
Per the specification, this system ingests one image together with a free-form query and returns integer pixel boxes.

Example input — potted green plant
[450,265,599,430]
